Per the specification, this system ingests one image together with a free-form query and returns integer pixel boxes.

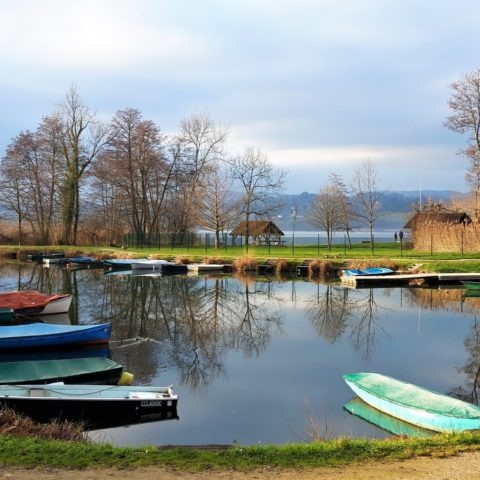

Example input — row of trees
[307,159,383,251]
[0,87,285,246]
[9,64,476,250]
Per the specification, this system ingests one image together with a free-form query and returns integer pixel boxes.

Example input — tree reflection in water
[8,263,480,403]
[97,272,282,389]
[306,285,389,359]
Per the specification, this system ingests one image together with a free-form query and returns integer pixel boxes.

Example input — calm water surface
[0,262,478,446]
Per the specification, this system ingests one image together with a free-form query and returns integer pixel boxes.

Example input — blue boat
[0,323,111,350]
[343,267,394,276]
[68,257,97,264]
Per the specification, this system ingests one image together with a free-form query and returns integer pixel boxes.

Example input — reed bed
[233,256,258,272]
[307,259,338,278]
[203,256,227,265]
[346,258,401,271]
[0,407,86,442]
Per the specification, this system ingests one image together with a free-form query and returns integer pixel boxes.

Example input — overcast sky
[1,0,478,194]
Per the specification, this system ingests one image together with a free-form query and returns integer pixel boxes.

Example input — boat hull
[0,357,123,385]
[344,397,434,437]
[343,267,394,276]
[187,264,225,273]
[132,260,188,273]
[344,372,480,433]
[461,281,480,290]
[0,384,178,429]
[0,291,72,316]
[0,323,112,350]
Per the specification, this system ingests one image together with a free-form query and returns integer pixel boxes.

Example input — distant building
[230,220,285,246]
[403,206,474,252]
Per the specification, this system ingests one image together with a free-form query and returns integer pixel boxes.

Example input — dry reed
[272,258,292,275]
[174,255,193,264]
[233,256,258,272]
[203,256,226,265]
[307,259,338,278]
[0,407,86,442]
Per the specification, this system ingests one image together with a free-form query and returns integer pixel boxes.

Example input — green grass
[2,433,480,471]
[9,241,480,260]
[5,242,480,273]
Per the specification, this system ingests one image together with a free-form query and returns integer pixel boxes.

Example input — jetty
[340,272,480,288]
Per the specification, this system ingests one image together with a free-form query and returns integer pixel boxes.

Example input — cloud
[0,0,206,74]
[262,145,466,193]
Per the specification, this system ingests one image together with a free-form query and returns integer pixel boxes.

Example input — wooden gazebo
[230,220,285,246]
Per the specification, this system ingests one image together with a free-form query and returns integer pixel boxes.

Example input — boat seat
[29,388,48,397]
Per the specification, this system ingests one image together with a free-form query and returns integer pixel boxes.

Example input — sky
[0,0,479,194]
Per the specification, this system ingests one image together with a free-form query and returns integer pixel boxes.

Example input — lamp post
[291,206,297,257]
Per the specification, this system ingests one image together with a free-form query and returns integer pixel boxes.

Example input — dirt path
[3,451,480,480]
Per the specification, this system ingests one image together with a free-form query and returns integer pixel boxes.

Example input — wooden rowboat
[0,291,72,316]
[0,357,124,385]
[343,372,480,433]
[344,397,434,437]
[342,267,394,277]
[461,281,480,290]
[131,260,188,273]
[0,323,111,349]
[0,383,178,429]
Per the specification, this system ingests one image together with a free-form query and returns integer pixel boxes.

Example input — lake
[0,262,477,446]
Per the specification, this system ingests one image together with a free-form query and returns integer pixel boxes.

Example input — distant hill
[273,190,466,231]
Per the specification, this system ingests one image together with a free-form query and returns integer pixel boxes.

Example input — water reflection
[89,271,282,389]
[305,285,389,359]
[3,263,480,443]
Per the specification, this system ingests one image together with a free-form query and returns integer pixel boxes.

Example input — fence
[123,232,239,251]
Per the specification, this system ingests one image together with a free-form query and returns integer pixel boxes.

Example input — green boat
[344,397,434,437]
[0,357,125,385]
[461,281,480,290]
[0,308,14,322]
[344,372,480,433]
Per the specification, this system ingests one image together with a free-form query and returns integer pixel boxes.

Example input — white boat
[187,263,225,273]
[131,260,188,274]
[131,259,171,271]
[0,383,178,429]
[0,291,72,316]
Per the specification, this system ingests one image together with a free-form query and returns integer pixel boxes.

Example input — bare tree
[308,173,354,250]
[174,113,229,235]
[329,173,355,247]
[445,69,480,207]
[106,108,168,236]
[308,183,343,250]
[58,86,110,244]
[350,159,382,253]
[0,136,30,244]
[229,147,285,251]
[465,153,480,212]
[0,117,63,245]
[194,165,240,248]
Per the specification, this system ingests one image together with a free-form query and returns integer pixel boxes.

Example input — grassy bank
[2,242,480,275]
[2,433,480,471]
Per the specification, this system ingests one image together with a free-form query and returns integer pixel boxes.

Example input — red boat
[0,291,72,316]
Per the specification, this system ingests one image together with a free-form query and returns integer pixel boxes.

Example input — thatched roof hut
[404,211,472,229]
[403,210,474,252]
[231,220,285,245]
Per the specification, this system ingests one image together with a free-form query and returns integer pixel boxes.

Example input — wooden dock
[340,272,480,288]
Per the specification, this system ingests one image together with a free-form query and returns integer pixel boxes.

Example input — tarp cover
[0,291,67,310]
[344,372,480,419]
[0,357,122,383]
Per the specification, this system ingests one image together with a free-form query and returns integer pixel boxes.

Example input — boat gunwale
[343,373,480,420]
